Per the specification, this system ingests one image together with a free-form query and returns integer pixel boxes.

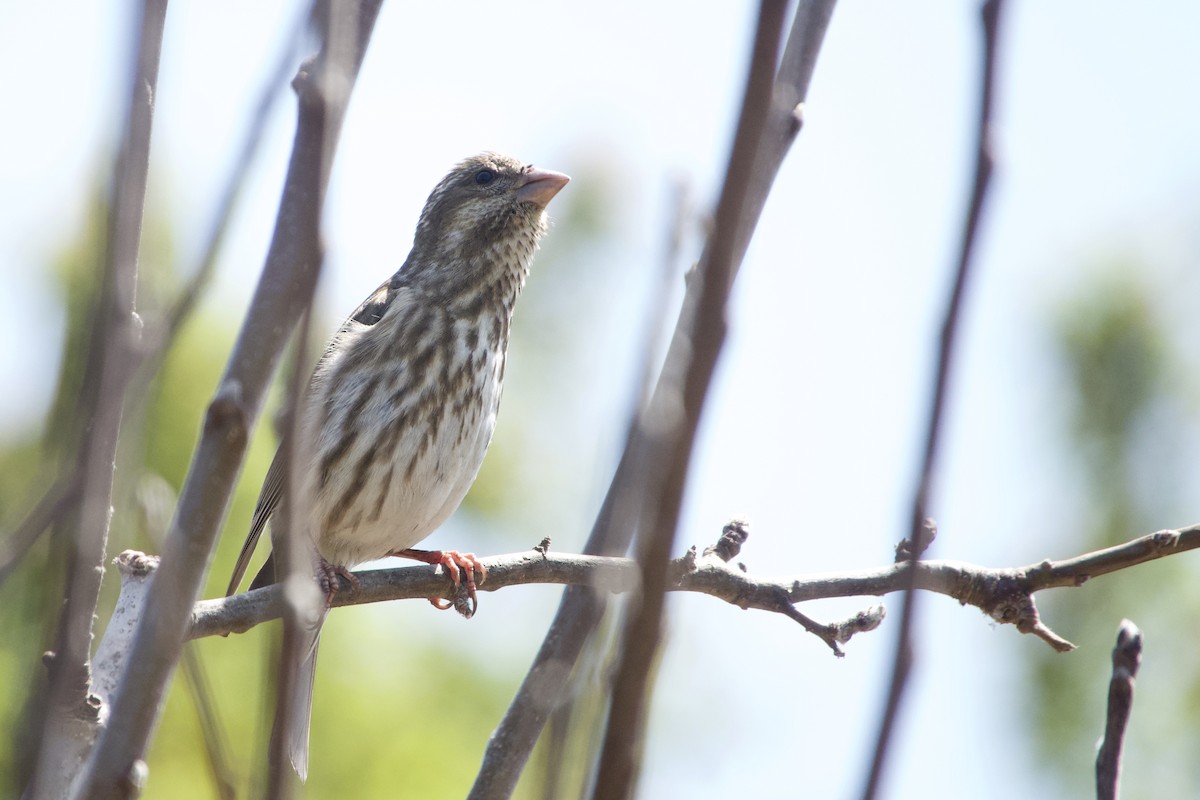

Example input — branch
[863,1,1008,797]
[75,3,385,797]
[190,549,636,639]
[596,1,790,794]
[91,553,162,720]
[0,474,80,587]
[734,0,839,268]
[182,524,1200,649]
[26,2,167,797]
[1096,620,1142,800]
[469,4,839,796]
[1,6,306,596]
[136,4,311,398]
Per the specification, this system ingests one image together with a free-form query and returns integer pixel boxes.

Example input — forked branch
[181,523,1200,655]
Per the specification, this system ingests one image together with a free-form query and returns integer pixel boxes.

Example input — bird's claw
[316,559,358,606]
[434,550,486,618]
[390,548,486,618]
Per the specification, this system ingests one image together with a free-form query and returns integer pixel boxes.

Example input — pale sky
[2,1,1199,797]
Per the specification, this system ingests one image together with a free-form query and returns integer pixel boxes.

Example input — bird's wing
[226,442,286,596]
[226,267,407,597]
[347,271,403,327]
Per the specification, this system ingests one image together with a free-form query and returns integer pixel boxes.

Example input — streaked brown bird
[225,152,568,780]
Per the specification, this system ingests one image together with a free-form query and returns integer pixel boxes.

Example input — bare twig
[594,2,789,795]
[91,553,161,719]
[7,10,300,763]
[734,0,839,269]
[194,550,636,638]
[179,649,237,800]
[138,3,312,388]
[861,2,1007,797]
[1096,620,1142,800]
[468,4,838,797]
[0,474,80,587]
[25,3,167,797]
[532,185,692,800]
[74,3,385,797]
[132,476,239,799]
[628,178,691,417]
[186,525,1200,647]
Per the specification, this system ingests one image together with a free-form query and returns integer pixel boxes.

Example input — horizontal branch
[189,551,635,639]
[185,523,1200,653]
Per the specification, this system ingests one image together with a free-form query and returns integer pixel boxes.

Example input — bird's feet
[389,548,487,617]
[316,558,359,606]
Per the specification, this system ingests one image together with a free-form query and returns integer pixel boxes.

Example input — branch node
[115,549,159,577]
[705,519,749,562]
[970,572,1075,651]
[994,591,1074,651]
[205,380,248,445]
[291,55,319,102]
[122,759,149,794]
[1111,619,1143,677]
[673,546,699,579]
[952,568,989,609]
[894,518,937,562]
[1150,528,1181,551]
[831,605,886,644]
[533,537,551,557]
[789,102,805,136]
[768,589,846,657]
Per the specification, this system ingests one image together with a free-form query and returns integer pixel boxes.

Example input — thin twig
[734,0,838,269]
[25,2,168,798]
[75,3,385,797]
[180,647,238,800]
[137,3,312,388]
[1,14,295,763]
[467,4,839,796]
[185,524,1200,646]
[631,178,691,416]
[593,2,788,796]
[0,474,80,587]
[537,170,692,800]
[1096,620,1142,800]
[861,2,1007,797]
[133,474,238,798]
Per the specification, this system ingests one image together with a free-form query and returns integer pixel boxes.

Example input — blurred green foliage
[1032,265,1200,798]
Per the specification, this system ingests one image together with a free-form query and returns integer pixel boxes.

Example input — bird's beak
[515,168,570,208]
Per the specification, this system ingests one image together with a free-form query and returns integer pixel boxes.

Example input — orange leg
[389,548,487,612]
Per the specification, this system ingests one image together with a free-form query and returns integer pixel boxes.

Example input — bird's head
[411,153,569,281]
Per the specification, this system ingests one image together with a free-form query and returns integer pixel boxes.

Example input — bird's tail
[275,609,325,782]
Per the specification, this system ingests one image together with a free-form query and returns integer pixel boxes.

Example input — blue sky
[3,1,1199,796]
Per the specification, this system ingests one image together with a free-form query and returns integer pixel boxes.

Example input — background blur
[3,1,1200,797]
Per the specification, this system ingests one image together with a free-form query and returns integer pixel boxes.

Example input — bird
[225,152,569,780]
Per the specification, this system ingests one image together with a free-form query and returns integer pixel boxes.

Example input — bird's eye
[474,169,495,185]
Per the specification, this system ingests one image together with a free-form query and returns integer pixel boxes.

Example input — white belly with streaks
[304,318,505,568]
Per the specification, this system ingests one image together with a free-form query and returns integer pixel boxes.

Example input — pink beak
[515,167,570,208]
